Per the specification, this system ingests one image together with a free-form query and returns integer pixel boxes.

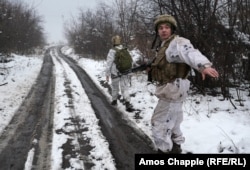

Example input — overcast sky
[18,0,99,43]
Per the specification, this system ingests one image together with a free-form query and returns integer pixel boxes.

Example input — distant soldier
[105,35,134,112]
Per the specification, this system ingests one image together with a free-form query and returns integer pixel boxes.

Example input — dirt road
[0,46,155,170]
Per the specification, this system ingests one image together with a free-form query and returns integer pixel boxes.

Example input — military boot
[170,143,182,154]
[111,100,117,106]
[125,101,134,112]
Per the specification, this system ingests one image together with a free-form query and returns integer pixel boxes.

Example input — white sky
[18,0,99,43]
[1,47,250,169]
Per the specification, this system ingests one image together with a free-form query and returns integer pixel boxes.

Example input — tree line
[0,0,249,99]
[0,0,45,55]
[65,0,250,98]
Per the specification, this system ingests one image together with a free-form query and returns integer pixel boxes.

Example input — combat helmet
[154,14,177,31]
[151,14,177,49]
[111,35,121,46]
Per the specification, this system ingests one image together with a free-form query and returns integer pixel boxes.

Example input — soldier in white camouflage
[150,14,219,153]
[105,35,133,112]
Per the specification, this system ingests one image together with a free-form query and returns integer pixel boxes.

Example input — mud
[0,46,156,170]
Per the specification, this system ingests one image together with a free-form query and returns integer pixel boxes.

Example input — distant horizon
[20,0,98,43]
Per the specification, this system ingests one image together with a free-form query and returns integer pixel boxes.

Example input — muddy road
[0,46,156,170]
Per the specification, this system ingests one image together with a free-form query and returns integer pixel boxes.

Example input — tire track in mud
[57,47,156,170]
[0,48,54,170]
[0,46,156,170]
[51,50,95,169]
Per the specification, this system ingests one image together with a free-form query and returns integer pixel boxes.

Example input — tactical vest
[151,35,190,85]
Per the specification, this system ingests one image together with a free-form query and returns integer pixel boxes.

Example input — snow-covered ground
[0,54,43,133]
[62,46,250,154]
[0,46,250,169]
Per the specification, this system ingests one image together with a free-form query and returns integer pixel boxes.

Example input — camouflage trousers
[111,75,131,102]
[151,99,185,152]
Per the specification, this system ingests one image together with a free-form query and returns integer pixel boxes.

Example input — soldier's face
[158,23,172,41]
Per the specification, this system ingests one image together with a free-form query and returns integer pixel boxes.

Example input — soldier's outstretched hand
[201,67,219,80]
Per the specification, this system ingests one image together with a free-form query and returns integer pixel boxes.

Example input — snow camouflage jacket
[166,35,212,71]
[154,35,212,102]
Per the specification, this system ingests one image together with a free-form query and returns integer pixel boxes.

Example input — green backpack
[113,47,133,73]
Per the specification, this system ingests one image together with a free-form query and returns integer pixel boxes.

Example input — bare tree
[64,2,115,59]
[0,0,45,55]
[113,0,141,47]
[65,0,250,97]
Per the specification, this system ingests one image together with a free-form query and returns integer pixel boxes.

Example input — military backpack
[113,47,133,73]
